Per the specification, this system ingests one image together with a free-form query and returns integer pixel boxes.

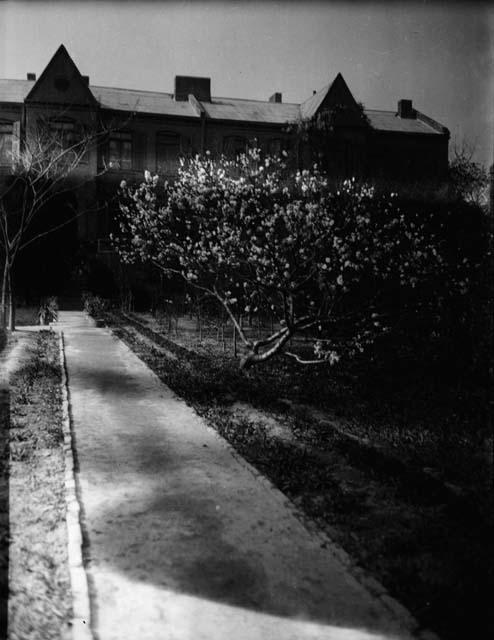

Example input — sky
[1,0,493,167]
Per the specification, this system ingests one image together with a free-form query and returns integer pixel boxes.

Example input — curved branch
[284,351,328,365]
[240,327,292,369]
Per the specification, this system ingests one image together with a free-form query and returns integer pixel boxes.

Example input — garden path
[58,311,418,640]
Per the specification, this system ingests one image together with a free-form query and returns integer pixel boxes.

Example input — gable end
[25,44,97,107]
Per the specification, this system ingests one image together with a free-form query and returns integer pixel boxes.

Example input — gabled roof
[300,73,358,120]
[25,44,97,106]
[0,52,448,136]
[300,84,330,120]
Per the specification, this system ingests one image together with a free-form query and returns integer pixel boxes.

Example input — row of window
[0,119,82,165]
[0,120,287,170]
[107,132,286,172]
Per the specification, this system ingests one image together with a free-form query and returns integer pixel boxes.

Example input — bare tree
[449,140,489,207]
[0,117,109,330]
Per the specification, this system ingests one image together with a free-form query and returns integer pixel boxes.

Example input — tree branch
[240,327,292,369]
[284,351,328,365]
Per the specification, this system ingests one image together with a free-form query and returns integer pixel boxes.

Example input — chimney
[27,73,36,81]
[81,75,90,86]
[269,92,282,103]
[397,99,415,119]
[175,76,211,102]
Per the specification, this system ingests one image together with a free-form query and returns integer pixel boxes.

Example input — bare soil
[6,330,71,640]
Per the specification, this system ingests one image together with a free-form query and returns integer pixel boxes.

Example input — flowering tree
[115,149,443,369]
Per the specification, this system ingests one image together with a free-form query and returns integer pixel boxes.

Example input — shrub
[37,297,58,325]
[82,292,110,317]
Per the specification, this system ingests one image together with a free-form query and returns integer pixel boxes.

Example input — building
[0,44,449,301]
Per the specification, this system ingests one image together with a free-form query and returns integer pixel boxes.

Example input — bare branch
[211,285,253,347]
[284,351,328,365]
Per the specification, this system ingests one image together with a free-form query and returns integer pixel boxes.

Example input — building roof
[0,79,35,104]
[90,85,197,117]
[365,109,444,135]
[0,76,447,135]
[300,85,330,120]
[201,97,300,124]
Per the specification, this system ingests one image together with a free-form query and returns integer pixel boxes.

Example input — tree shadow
[65,380,413,638]
[62,323,415,639]
[80,475,409,640]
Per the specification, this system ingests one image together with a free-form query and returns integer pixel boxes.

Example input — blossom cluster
[114,149,444,365]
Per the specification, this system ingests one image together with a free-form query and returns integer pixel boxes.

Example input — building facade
[0,45,450,300]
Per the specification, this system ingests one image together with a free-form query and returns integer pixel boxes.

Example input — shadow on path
[62,314,416,640]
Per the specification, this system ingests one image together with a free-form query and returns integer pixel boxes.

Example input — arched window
[0,121,13,165]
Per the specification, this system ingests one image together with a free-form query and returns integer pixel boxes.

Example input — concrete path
[58,311,417,640]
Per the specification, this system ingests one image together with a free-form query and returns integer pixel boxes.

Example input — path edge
[110,321,441,640]
[58,330,94,640]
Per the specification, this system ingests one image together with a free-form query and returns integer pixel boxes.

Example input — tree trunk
[7,268,14,332]
[0,261,6,329]
[7,295,14,332]
[239,329,292,370]
[1,258,10,331]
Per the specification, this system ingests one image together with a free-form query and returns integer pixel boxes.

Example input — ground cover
[5,329,71,640]
[132,311,489,493]
[105,310,494,640]
[0,331,9,638]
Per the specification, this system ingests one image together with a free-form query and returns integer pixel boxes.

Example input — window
[223,136,247,157]
[50,120,76,147]
[156,131,181,174]
[48,118,91,164]
[0,122,13,165]
[109,132,132,170]
[267,138,282,156]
